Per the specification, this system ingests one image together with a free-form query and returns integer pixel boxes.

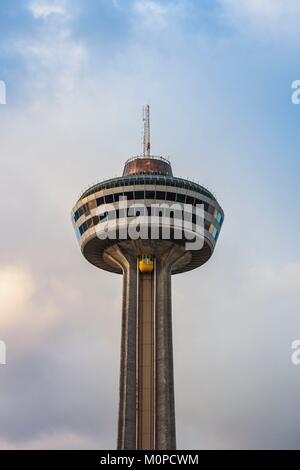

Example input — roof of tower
[122,155,173,177]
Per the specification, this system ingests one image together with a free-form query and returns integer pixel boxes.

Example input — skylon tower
[72,106,224,450]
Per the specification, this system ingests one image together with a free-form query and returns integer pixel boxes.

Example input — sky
[0,0,300,450]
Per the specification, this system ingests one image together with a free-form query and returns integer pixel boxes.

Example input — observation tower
[72,106,224,450]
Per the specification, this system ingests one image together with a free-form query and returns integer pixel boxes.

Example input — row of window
[80,175,214,201]
[77,206,219,239]
[74,189,222,224]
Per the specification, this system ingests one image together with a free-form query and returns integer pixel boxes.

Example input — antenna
[143,105,150,158]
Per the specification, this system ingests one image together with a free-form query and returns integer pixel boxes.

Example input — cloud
[220,0,300,38]
[133,0,186,31]
[10,1,87,101]
[0,265,36,328]
[17,32,87,96]
[28,1,68,20]
[0,263,63,351]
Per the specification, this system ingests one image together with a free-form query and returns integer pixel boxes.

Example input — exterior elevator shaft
[137,267,155,449]
[115,248,178,450]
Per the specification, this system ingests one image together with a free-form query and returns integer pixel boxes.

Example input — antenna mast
[143,105,151,157]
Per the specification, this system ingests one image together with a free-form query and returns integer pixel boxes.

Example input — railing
[78,174,217,202]
[124,155,171,165]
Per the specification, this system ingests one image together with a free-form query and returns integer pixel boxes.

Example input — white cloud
[220,0,300,37]
[133,0,185,31]
[0,264,62,343]
[0,265,36,328]
[10,1,87,101]
[18,30,87,79]
[29,1,68,20]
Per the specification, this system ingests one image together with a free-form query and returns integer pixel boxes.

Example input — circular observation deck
[72,165,224,275]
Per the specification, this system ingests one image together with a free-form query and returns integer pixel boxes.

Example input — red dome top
[123,156,173,177]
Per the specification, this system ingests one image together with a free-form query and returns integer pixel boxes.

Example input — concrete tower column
[108,244,186,450]
[106,247,137,450]
[155,256,175,450]
[155,246,186,450]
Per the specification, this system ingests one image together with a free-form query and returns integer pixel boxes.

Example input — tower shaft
[111,245,181,450]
